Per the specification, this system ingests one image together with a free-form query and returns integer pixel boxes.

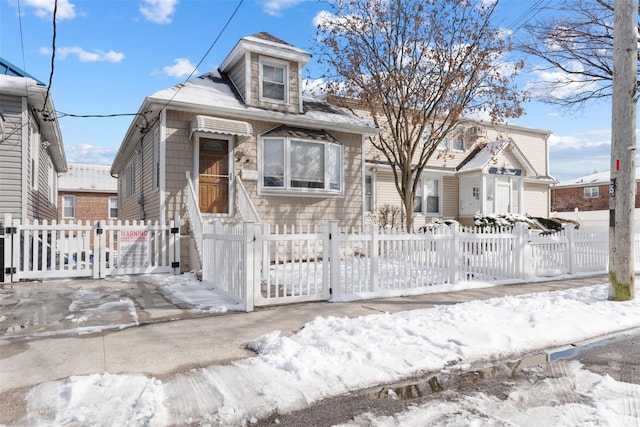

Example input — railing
[185,171,204,263]
[236,177,261,223]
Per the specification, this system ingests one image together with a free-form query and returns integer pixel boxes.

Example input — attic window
[260,58,288,102]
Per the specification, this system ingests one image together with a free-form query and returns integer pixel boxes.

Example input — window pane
[263,138,285,187]
[414,179,423,213]
[328,144,341,191]
[263,64,284,83]
[263,64,285,101]
[291,140,324,188]
[426,179,440,213]
[63,196,75,218]
[109,197,118,219]
[263,82,285,100]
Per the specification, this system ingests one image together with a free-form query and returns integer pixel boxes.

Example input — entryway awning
[190,115,253,141]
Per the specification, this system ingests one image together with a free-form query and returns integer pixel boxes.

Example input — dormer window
[260,58,288,103]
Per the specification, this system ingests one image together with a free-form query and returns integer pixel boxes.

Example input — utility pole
[609,0,638,301]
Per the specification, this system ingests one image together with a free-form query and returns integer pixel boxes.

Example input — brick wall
[58,191,116,223]
[551,182,640,212]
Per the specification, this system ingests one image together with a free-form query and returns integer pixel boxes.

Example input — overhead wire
[41,0,244,131]
[41,0,58,120]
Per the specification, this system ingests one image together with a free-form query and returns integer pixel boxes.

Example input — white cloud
[525,62,600,101]
[139,0,178,24]
[64,144,118,164]
[548,130,611,150]
[162,58,196,77]
[47,46,125,63]
[258,0,305,17]
[25,0,76,20]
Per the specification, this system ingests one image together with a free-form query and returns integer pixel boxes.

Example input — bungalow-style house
[361,118,555,227]
[111,33,376,271]
[58,163,118,223]
[0,57,67,281]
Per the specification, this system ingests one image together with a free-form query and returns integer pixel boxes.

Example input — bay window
[261,136,343,194]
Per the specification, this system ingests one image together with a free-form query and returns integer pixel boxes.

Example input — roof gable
[457,138,538,177]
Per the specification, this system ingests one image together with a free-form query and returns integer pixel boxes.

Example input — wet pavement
[0,277,224,340]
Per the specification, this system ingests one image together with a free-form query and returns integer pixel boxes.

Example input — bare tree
[518,0,640,108]
[314,0,526,230]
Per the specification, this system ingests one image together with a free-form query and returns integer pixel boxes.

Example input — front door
[495,182,511,213]
[199,138,229,214]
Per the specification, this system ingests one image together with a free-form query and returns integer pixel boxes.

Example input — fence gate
[1,214,180,283]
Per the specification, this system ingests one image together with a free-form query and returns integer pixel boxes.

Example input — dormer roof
[219,32,311,73]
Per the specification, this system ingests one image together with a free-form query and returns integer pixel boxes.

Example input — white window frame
[62,195,76,219]
[259,57,288,103]
[108,196,118,219]
[584,186,599,198]
[365,173,375,213]
[48,159,55,205]
[30,120,39,191]
[125,160,136,198]
[414,176,443,216]
[259,136,344,196]
[153,128,160,191]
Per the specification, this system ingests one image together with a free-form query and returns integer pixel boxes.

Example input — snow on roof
[58,163,117,192]
[554,167,640,188]
[147,71,376,133]
[457,139,510,173]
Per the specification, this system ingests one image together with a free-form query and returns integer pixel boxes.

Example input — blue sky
[0,0,626,182]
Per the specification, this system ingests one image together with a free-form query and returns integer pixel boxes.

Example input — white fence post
[370,224,379,293]
[449,223,460,284]
[244,222,256,312]
[514,222,527,279]
[565,223,577,275]
[328,220,340,300]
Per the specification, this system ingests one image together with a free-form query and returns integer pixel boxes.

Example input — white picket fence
[201,221,629,311]
[1,214,181,283]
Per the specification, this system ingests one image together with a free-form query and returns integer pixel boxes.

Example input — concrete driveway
[0,276,230,340]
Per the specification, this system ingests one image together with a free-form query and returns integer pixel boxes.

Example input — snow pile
[22,283,640,426]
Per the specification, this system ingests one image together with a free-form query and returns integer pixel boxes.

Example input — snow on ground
[340,360,640,426]
[21,280,640,426]
[134,272,242,312]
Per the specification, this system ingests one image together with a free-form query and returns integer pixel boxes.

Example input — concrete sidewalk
[0,274,609,399]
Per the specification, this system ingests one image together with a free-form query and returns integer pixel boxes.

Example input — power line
[41,0,58,118]
[49,0,244,129]
[157,0,245,112]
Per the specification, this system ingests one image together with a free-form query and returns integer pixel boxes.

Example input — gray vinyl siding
[0,95,23,218]
[228,59,246,102]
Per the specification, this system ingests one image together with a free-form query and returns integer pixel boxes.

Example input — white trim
[193,133,234,217]
[108,196,118,219]
[159,109,167,225]
[62,194,76,219]
[244,51,252,102]
[258,135,345,197]
[21,97,28,222]
[259,57,289,104]
[414,174,443,217]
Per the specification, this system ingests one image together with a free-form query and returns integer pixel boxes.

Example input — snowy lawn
[20,281,640,426]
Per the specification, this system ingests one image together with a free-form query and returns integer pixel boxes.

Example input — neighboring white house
[361,117,556,227]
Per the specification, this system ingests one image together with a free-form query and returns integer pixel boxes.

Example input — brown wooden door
[199,138,229,214]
